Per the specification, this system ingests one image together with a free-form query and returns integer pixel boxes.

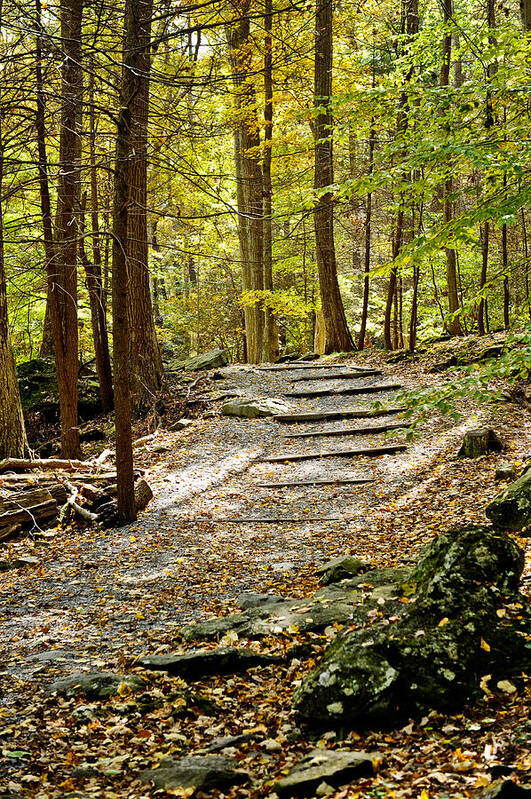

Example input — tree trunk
[262,0,277,362]
[440,0,462,336]
[48,0,84,458]
[111,0,137,524]
[0,0,27,458]
[313,0,353,354]
[226,1,264,363]
[126,0,163,405]
[35,0,56,360]
[80,194,113,412]
[521,0,531,29]
[478,0,496,335]
[358,116,375,350]
[86,66,113,411]
[384,0,418,350]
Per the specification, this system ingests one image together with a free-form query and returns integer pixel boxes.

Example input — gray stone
[236,592,287,609]
[272,749,380,797]
[475,780,531,798]
[204,732,262,753]
[181,596,359,642]
[139,755,248,793]
[46,671,146,700]
[139,647,279,677]
[294,526,529,727]
[222,397,291,418]
[168,418,193,432]
[184,349,229,371]
[486,468,531,533]
[317,556,371,585]
[495,463,518,482]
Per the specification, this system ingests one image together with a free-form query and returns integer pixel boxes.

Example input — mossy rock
[17,358,101,421]
[486,468,531,533]
[293,526,529,727]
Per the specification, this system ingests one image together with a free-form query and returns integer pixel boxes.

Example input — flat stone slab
[140,755,249,793]
[46,671,146,700]
[168,349,229,372]
[180,571,408,643]
[236,592,288,609]
[317,555,371,585]
[139,647,279,677]
[272,749,381,796]
[222,397,291,418]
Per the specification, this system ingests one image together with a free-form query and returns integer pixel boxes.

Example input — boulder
[486,467,531,533]
[139,647,279,677]
[140,755,248,794]
[184,349,229,371]
[317,555,371,585]
[458,427,503,458]
[222,397,291,418]
[272,749,381,797]
[293,526,529,727]
[46,671,146,700]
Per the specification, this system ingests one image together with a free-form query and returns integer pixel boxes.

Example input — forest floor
[0,341,529,798]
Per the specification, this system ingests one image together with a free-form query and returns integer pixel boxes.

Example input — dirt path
[0,357,527,692]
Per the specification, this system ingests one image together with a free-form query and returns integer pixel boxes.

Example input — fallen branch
[0,457,94,474]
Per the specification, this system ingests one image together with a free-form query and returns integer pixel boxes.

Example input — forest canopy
[0,0,530,517]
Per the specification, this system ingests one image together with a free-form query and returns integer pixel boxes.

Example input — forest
[0,0,530,797]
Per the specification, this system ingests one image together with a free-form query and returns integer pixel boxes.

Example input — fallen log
[0,498,58,530]
[290,370,382,382]
[285,382,402,399]
[0,457,94,473]
[256,364,375,372]
[0,524,22,542]
[260,443,407,463]
[274,407,406,423]
[283,422,407,439]
[257,478,373,488]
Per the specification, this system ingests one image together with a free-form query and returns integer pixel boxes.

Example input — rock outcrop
[293,526,528,727]
[486,467,531,533]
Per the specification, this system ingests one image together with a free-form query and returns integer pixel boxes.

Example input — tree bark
[111,0,139,523]
[126,0,163,405]
[440,0,462,336]
[313,0,353,354]
[226,1,264,363]
[262,0,277,362]
[48,0,84,458]
[35,0,57,361]
[0,0,27,458]
[384,0,418,350]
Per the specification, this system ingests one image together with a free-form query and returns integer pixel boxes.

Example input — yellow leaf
[480,638,491,652]
[420,790,430,799]
[438,617,449,627]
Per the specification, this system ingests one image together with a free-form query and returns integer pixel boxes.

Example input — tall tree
[226,0,265,364]
[262,0,277,362]
[86,65,113,411]
[384,0,418,350]
[47,0,84,458]
[440,0,462,336]
[313,0,353,353]
[0,0,27,458]
[111,0,138,523]
[126,0,163,405]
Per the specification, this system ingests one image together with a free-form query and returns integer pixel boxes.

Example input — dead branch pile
[0,454,153,541]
